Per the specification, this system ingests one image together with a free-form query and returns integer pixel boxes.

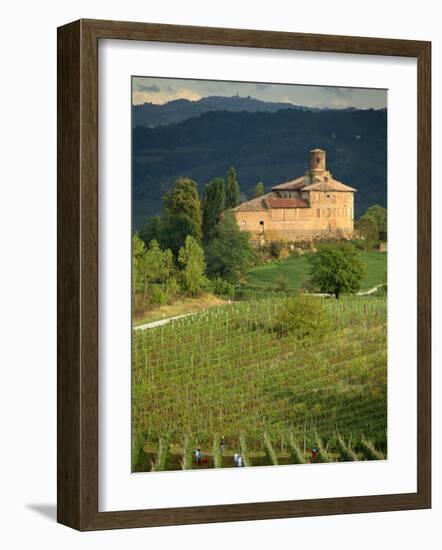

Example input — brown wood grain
[416,41,431,507]
[57,19,431,531]
[57,20,81,529]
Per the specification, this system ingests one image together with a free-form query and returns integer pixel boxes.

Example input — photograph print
[131,76,387,472]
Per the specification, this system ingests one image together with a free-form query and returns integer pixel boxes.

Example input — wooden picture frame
[57,18,431,531]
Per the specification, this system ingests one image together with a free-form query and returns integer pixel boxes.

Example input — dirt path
[134,312,195,331]
[357,284,386,296]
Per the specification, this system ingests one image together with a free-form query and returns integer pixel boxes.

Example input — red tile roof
[264,197,310,209]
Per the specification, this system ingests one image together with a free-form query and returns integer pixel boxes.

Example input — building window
[316,208,320,218]
[327,208,331,217]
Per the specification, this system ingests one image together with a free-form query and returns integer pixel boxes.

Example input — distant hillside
[132,95,318,128]
[133,108,387,229]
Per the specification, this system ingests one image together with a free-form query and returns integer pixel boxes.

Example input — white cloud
[280,96,297,104]
[131,77,387,109]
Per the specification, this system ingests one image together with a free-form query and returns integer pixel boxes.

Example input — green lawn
[245,251,387,291]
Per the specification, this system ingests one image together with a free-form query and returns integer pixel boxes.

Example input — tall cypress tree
[202,178,225,242]
[253,181,265,198]
[160,177,203,252]
[225,166,240,209]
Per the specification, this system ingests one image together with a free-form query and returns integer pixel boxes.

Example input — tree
[253,181,265,198]
[365,204,387,240]
[162,213,201,256]
[143,239,174,285]
[355,214,379,246]
[202,178,225,242]
[205,211,255,283]
[163,177,202,238]
[139,183,202,256]
[274,294,331,338]
[132,234,147,296]
[178,236,208,296]
[355,205,387,245]
[225,166,240,209]
[307,243,366,299]
[138,240,174,304]
[139,215,164,247]
[132,237,175,300]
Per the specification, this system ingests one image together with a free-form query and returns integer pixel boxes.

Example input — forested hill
[132,95,316,128]
[133,108,387,229]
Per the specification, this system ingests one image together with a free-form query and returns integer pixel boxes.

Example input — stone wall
[233,191,354,242]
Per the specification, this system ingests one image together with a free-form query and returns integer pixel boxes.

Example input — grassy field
[132,294,387,471]
[245,251,387,292]
[133,293,227,326]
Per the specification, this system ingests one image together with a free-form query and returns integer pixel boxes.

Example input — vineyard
[132,295,387,471]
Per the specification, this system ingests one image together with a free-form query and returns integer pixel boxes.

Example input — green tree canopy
[202,177,225,242]
[205,211,255,283]
[178,235,208,296]
[143,239,174,284]
[132,236,175,298]
[355,214,379,245]
[307,243,366,299]
[163,177,202,238]
[253,181,265,198]
[132,234,147,294]
[274,294,331,338]
[139,215,163,246]
[162,213,202,257]
[365,204,387,239]
[355,205,387,244]
[225,166,240,209]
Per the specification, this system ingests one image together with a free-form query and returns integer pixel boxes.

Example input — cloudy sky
[132,76,387,109]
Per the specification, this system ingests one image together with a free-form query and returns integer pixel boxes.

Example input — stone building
[233,149,356,242]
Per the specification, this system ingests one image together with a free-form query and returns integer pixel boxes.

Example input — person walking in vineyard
[237,454,244,467]
[220,436,225,455]
[234,452,239,466]
[197,448,203,465]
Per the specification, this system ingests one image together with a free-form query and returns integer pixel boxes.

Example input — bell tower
[310,148,326,174]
